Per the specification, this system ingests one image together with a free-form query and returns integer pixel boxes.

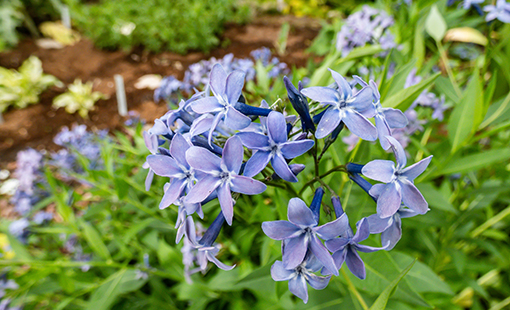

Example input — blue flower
[325,216,387,279]
[301,69,377,140]
[271,252,332,304]
[484,0,510,23]
[184,136,267,225]
[361,136,432,218]
[237,111,314,182]
[185,213,235,271]
[261,189,342,276]
[190,64,252,145]
[367,207,418,250]
[353,77,408,150]
[147,133,199,209]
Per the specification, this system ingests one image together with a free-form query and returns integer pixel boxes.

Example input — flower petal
[306,273,332,290]
[366,213,392,234]
[362,160,395,183]
[399,179,429,214]
[280,140,314,159]
[309,234,339,276]
[382,108,408,128]
[222,136,243,174]
[343,109,377,141]
[237,132,270,150]
[376,182,402,218]
[147,155,182,177]
[271,261,296,281]
[301,86,339,105]
[325,237,349,253]
[159,179,186,209]
[271,153,298,183]
[189,114,214,137]
[145,169,154,192]
[400,155,432,181]
[352,218,370,243]
[170,133,191,168]
[282,235,308,269]
[217,183,234,225]
[206,251,235,271]
[225,70,245,105]
[186,146,221,173]
[243,151,272,177]
[386,136,407,168]
[190,96,223,114]
[209,63,227,99]
[375,114,392,150]
[349,86,373,113]
[345,248,366,279]
[224,107,251,130]
[315,107,341,139]
[328,68,352,99]
[143,131,158,154]
[314,214,350,240]
[230,175,267,195]
[289,275,309,304]
[261,221,302,240]
[381,216,402,250]
[184,175,220,204]
[288,198,316,227]
[267,111,288,144]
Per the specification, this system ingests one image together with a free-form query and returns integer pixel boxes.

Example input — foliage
[66,0,250,53]
[0,0,24,51]
[0,56,62,112]
[52,79,108,118]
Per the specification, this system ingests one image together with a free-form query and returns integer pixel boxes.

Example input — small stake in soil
[115,74,128,117]
[61,5,71,29]
[0,112,4,125]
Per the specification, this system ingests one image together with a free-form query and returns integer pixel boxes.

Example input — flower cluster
[145,62,432,303]
[154,47,289,102]
[335,5,397,57]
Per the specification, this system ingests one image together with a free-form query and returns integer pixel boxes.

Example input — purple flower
[190,64,252,144]
[361,136,432,218]
[301,69,377,140]
[354,77,408,150]
[271,252,332,304]
[147,133,199,209]
[261,191,342,276]
[33,211,53,225]
[237,111,314,182]
[325,217,387,279]
[367,207,418,250]
[9,219,29,242]
[154,75,182,102]
[484,0,510,23]
[184,136,267,225]
[142,131,158,191]
[185,213,235,271]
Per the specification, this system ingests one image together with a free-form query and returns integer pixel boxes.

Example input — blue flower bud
[310,187,324,223]
[284,76,315,132]
[199,212,225,247]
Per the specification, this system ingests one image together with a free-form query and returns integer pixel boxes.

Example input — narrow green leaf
[479,91,510,129]
[382,72,440,111]
[415,183,457,214]
[370,259,416,310]
[86,269,147,310]
[425,5,447,42]
[380,60,417,100]
[6,233,32,261]
[448,69,482,153]
[435,76,460,104]
[81,221,111,260]
[438,148,510,175]
[413,21,425,68]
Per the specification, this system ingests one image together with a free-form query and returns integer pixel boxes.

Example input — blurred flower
[484,0,510,23]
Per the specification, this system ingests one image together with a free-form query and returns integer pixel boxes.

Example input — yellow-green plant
[0,56,62,112]
[52,79,108,118]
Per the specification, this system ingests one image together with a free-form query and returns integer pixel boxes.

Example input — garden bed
[0,15,321,168]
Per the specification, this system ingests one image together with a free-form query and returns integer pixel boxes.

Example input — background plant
[52,79,108,118]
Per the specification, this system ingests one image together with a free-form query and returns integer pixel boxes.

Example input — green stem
[437,41,461,98]
[341,268,369,310]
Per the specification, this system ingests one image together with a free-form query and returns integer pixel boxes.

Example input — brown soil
[0,15,321,168]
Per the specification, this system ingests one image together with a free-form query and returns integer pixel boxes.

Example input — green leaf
[380,60,417,100]
[80,221,111,260]
[86,269,147,310]
[382,72,440,111]
[448,68,483,153]
[369,259,416,310]
[479,91,510,129]
[438,148,510,175]
[6,233,32,261]
[435,76,460,104]
[425,5,447,42]
[236,261,274,285]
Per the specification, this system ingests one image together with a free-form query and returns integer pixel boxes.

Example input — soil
[0,15,321,169]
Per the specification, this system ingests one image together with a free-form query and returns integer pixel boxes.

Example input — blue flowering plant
[144,61,433,303]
